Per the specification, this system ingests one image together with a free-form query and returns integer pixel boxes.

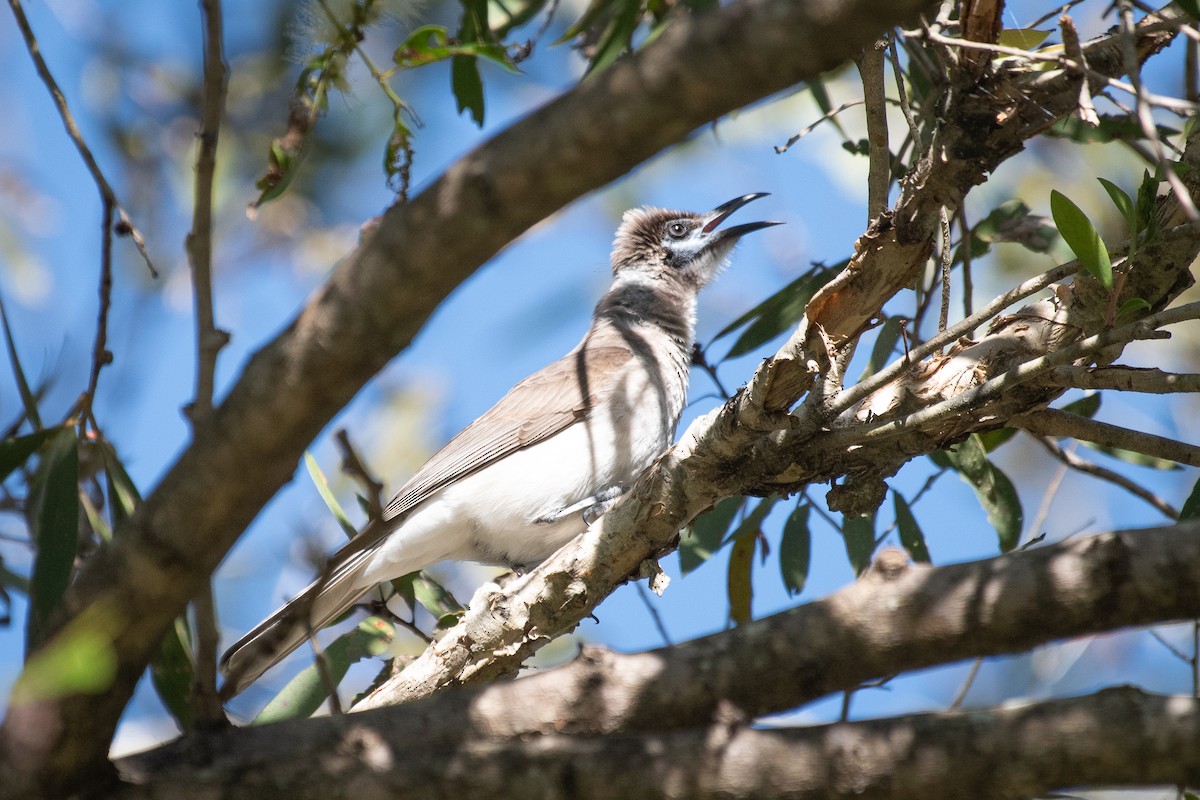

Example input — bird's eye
[666,221,690,239]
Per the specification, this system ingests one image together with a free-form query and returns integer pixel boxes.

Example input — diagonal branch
[1013,407,1200,468]
[0,0,940,793]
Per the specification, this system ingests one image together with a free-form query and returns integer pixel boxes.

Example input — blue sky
[2,0,1198,756]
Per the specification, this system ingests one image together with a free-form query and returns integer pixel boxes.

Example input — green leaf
[943,435,1024,552]
[0,427,59,483]
[1116,297,1151,320]
[711,264,839,359]
[996,28,1051,49]
[151,616,195,731]
[892,491,931,563]
[99,443,141,533]
[1050,190,1112,289]
[723,496,778,548]
[27,427,80,651]
[585,0,642,74]
[1180,476,1200,520]
[0,291,43,431]
[807,76,851,141]
[451,55,486,126]
[0,556,29,594]
[393,25,518,72]
[13,608,118,702]
[977,427,1017,452]
[1060,391,1100,418]
[305,452,357,539]
[859,317,904,380]
[1080,441,1179,470]
[726,529,755,626]
[778,503,811,596]
[842,513,876,575]
[1136,169,1159,241]
[410,573,465,629]
[680,496,742,574]
[254,616,395,724]
[1098,177,1137,234]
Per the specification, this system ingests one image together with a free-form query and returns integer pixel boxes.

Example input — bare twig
[185,0,229,728]
[335,428,385,521]
[889,37,923,151]
[828,301,1200,447]
[1060,13,1100,126]
[949,656,983,709]
[1043,365,1200,394]
[938,206,951,336]
[828,252,1087,419]
[856,38,891,221]
[774,100,865,154]
[1032,434,1179,518]
[80,200,115,427]
[1025,441,1073,543]
[5,0,158,277]
[1118,0,1200,222]
[1014,407,1200,469]
[634,581,672,646]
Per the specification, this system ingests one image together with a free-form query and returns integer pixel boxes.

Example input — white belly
[357,360,681,585]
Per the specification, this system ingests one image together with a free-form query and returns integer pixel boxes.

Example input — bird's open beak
[701,193,782,239]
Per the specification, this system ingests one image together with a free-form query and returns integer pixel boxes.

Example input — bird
[218,193,780,699]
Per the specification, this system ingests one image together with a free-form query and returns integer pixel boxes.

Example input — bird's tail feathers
[218,555,371,701]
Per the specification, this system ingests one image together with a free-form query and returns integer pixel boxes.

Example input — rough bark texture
[119,520,1200,794]
[117,689,1200,798]
[0,0,940,795]
[357,4,1195,712]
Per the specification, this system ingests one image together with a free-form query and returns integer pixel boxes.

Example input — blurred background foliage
[1,0,1199,772]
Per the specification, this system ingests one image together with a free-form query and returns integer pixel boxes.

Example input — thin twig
[1118,0,1200,223]
[949,657,983,709]
[856,38,891,222]
[1042,365,1200,394]
[186,0,229,728]
[81,199,115,428]
[828,253,1085,419]
[938,206,951,337]
[1032,434,1179,519]
[634,581,672,646]
[335,428,386,521]
[774,100,865,154]
[185,0,231,426]
[825,301,1200,447]
[1015,407,1200,470]
[889,36,923,157]
[1060,13,1100,127]
[6,0,158,277]
[1025,441,1073,544]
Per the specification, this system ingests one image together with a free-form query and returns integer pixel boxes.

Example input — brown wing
[380,343,632,522]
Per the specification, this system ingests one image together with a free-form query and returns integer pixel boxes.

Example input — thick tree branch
[0,0,939,793]
[1045,364,1200,393]
[114,689,1200,798]
[119,520,1200,772]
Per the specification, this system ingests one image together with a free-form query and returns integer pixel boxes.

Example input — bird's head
[610,193,780,290]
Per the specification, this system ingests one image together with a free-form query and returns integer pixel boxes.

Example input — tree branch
[1045,364,1200,393]
[0,0,939,793]
[1014,407,1200,468]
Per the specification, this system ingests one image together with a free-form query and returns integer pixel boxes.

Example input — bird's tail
[218,556,371,701]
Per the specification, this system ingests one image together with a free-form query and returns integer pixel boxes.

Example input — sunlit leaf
[254,616,395,724]
[1050,190,1112,289]
[996,28,1051,49]
[942,435,1023,552]
[27,427,79,651]
[779,502,811,596]
[727,529,755,625]
[680,496,742,574]
[305,452,357,539]
[1116,297,1152,320]
[410,573,465,629]
[842,512,875,575]
[1080,441,1180,470]
[14,605,119,701]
